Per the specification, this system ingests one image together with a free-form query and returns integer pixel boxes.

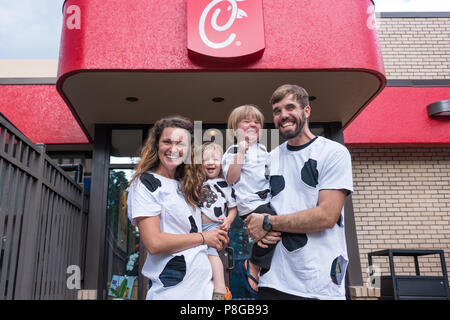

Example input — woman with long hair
[127,116,229,300]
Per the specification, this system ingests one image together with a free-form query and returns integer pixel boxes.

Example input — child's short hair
[227,104,264,142]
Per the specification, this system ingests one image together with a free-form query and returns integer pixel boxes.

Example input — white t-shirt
[199,178,237,223]
[259,136,353,300]
[127,171,213,300]
[221,143,271,216]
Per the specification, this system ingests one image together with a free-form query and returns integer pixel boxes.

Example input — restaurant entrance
[100,123,353,300]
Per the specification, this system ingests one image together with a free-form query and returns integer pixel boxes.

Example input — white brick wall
[377,17,450,79]
[349,147,450,282]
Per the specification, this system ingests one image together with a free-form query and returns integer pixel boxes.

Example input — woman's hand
[202,228,229,251]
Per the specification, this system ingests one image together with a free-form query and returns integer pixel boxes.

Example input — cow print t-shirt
[199,178,237,222]
[221,143,271,216]
[127,172,213,300]
[260,136,354,300]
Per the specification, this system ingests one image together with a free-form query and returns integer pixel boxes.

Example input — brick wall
[377,17,450,79]
[350,147,450,283]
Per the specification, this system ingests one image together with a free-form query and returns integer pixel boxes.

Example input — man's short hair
[270,84,310,108]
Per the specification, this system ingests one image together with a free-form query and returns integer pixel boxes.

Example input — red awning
[0,85,90,144]
[344,86,450,146]
[57,0,385,141]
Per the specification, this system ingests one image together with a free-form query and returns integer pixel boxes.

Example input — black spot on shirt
[231,188,236,200]
[330,255,347,285]
[270,175,285,197]
[140,173,162,192]
[159,255,186,287]
[217,181,228,188]
[214,207,223,217]
[282,233,308,252]
[188,216,198,233]
[337,214,343,227]
[223,203,228,217]
[214,185,226,198]
[265,165,270,180]
[255,189,270,200]
[301,159,319,188]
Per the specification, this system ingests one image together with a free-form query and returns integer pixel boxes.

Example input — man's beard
[279,111,306,140]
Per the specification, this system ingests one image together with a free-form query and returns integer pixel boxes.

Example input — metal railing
[0,114,89,299]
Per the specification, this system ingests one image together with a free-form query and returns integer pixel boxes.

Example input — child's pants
[241,203,277,274]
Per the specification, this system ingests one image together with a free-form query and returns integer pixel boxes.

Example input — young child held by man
[222,104,278,295]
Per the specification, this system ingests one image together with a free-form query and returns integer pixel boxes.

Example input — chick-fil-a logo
[199,0,247,49]
[187,0,265,62]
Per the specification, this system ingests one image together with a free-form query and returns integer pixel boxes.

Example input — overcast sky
[1,0,450,59]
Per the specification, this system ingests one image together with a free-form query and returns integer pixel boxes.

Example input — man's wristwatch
[262,215,273,232]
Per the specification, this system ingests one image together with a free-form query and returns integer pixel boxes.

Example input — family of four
[127,84,354,300]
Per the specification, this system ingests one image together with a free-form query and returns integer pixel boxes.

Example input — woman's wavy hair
[130,116,204,207]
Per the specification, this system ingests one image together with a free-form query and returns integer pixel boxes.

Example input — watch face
[263,216,272,231]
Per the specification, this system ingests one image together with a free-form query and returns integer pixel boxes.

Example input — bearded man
[245,84,354,300]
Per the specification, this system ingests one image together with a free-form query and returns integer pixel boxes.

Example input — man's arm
[245,189,347,242]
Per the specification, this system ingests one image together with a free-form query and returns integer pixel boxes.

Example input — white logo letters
[199,0,247,49]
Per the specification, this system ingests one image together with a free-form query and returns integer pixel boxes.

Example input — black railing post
[14,144,46,299]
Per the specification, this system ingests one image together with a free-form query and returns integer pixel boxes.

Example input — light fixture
[126,97,139,102]
[427,100,450,117]
[212,97,225,103]
[208,130,218,136]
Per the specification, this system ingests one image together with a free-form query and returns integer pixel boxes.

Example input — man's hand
[245,213,268,242]
[257,231,282,248]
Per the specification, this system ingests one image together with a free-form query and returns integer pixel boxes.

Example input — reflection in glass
[104,169,140,300]
[110,156,140,165]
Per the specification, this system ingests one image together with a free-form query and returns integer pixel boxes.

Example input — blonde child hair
[227,104,264,143]
[202,142,224,178]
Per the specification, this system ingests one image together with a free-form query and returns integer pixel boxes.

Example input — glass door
[105,166,141,300]
[104,128,143,300]
[102,124,327,300]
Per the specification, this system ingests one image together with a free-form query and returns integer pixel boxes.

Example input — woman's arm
[137,216,229,255]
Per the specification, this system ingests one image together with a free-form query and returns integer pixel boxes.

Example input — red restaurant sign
[187,0,265,62]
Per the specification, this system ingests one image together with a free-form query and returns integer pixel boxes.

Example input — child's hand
[218,217,231,232]
[237,138,249,154]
